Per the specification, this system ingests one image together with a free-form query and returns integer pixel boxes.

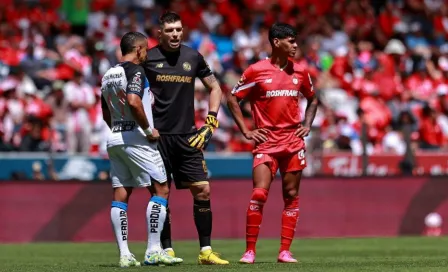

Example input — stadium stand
[0,0,447,157]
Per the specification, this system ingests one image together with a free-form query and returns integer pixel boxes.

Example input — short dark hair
[159,11,181,27]
[268,23,297,45]
[120,32,147,56]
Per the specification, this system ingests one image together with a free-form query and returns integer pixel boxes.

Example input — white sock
[201,246,212,252]
[111,201,131,257]
[146,196,167,254]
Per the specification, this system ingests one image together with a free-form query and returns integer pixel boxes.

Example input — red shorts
[253,148,307,177]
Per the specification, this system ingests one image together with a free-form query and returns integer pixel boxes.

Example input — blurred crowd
[0,0,448,155]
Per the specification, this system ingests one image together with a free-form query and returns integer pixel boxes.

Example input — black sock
[161,207,172,249]
[193,199,212,248]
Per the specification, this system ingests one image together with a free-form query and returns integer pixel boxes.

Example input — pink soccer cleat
[239,250,255,264]
[277,250,298,263]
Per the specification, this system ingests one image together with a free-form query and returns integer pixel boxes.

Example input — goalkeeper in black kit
[142,12,228,265]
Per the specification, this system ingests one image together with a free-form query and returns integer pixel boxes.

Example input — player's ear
[273,38,280,48]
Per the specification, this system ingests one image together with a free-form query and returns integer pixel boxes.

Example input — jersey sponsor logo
[155,63,163,68]
[128,83,141,93]
[105,80,122,90]
[102,72,123,81]
[111,121,136,133]
[266,90,298,98]
[156,74,192,83]
[182,62,191,71]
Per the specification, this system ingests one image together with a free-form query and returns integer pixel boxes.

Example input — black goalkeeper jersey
[143,45,212,134]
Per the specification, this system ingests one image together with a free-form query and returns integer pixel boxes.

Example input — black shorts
[158,133,208,189]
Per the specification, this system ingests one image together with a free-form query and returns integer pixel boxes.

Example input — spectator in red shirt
[378,1,402,38]
[179,0,203,30]
[418,105,445,150]
[405,60,437,101]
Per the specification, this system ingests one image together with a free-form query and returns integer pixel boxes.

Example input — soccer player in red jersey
[227,23,318,264]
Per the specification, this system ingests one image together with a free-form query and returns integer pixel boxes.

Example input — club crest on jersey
[183,62,191,71]
[132,72,142,84]
[292,77,298,85]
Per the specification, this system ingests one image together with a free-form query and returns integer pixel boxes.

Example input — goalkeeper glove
[188,112,219,150]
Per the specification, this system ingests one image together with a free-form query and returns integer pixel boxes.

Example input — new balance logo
[156,63,163,68]
[265,78,272,84]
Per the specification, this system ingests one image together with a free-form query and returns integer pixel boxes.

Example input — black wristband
[208,111,217,117]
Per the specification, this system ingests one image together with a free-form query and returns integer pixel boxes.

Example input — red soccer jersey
[231,59,315,154]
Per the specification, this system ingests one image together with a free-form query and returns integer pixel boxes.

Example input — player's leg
[157,135,175,256]
[240,154,277,264]
[123,145,182,266]
[143,181,169,264]
[176,134,228,265]
[188,182,228,265]
[160,179,174,255]
[277,170,301,263]
[144,181,182,265]
[277,150,306,263]
[108,146,141,268]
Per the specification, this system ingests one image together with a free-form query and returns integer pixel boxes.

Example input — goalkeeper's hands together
[188,112,219,150]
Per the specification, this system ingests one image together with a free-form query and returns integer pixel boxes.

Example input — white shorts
[108,144,167,188]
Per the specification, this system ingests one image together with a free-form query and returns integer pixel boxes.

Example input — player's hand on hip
[146,128,160,142]
[188,112,219,150]
[295,125,310,138]
[244,129,268,144]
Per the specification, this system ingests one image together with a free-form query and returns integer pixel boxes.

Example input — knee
[152,182,170,200]
[191,184,210,201]
[157,187,170,199]
[113,187,132,203]
[283,188,298,200]
[251,188,269,203]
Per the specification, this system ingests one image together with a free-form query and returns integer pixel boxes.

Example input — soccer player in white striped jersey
[101,32,183,267]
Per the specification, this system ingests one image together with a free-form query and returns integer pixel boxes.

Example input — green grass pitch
[0,237,447,271]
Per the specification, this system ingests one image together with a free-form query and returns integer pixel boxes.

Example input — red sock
[280,196,299,252]
[246,188,268,253]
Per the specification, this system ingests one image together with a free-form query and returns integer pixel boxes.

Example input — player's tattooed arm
[296,94,318,138]
[303,94,319,128]
[101,95,111,129]
[200,74,222,114]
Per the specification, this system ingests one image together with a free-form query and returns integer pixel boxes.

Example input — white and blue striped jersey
[101,61,155,148]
